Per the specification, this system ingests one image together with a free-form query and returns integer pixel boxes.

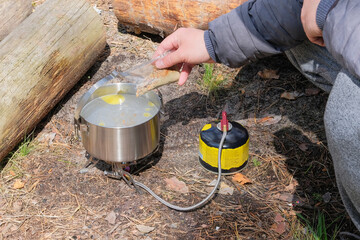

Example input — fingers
[178,63,193,86]
[154,31,184,69]
[153,28,209,85]
[155,50,183,69]
[153,31,180,58]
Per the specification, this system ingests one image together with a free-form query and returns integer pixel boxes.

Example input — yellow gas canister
[199,119,249,174]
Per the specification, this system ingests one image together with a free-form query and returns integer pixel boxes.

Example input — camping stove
[80,145,161,191]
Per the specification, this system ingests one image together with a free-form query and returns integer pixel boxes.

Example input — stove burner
[79,144,161,192]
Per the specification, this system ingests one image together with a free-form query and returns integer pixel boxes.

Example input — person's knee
[324,72,360,167]
[324,71,360,217]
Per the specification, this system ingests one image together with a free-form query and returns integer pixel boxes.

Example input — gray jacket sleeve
[204,0,306,68]
[205,0,360,80]
[321,0,360,79]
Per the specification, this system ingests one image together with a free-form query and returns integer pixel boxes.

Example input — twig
[120,214,143,225]
[67,189,81,216]
[3,214,63,218]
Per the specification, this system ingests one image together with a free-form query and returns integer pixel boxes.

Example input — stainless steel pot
[74,80,161,163]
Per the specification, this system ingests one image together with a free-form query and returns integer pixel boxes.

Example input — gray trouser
[285,41,360,230]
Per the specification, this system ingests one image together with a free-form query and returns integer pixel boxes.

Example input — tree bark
[113,0,247,36]
[0,0,32,41]
[0,0,106,161]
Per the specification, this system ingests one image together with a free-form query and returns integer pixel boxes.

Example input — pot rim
[75,82,161,129]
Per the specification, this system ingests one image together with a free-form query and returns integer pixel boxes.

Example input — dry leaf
[134,27,142,35]
[298,143,308,152]
[271,222,287,234]
[322,192,331,203]
[274,193,294,202]
[258,115,282,126]
[136,224,155,234]
[9,170,16,176]
[165,177,189,194]
[105,211,116,225]
[305,88,320,96]
[13,179,25,189]
[208,180,234,195]
[284,183,296,192]
[38,132,56,145]
[258,69,279,79]
[235,119,253,127]
[218,183,234,195]
[274,213,285,223]
[232,173,252,185]
[289,210,297,216]
[12,201,23,212]
[280,91,301,100]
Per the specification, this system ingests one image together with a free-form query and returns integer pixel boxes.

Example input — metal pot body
[75,83,161,163]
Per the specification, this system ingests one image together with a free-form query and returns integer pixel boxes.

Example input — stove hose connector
[132,112,229,211]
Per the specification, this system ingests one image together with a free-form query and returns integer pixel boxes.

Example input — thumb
[155,50,183,69]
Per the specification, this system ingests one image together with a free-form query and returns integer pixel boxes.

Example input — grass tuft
[295,211,342,240]
[1,133,34,175]
[251,157,262,167]
[199,63,228,98]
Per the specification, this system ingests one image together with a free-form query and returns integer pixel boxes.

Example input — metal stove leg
[104,169,142,194]
[80,156,100,173]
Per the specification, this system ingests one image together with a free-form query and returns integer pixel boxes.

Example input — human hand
[301,0,324,46]
[154,28,214,85]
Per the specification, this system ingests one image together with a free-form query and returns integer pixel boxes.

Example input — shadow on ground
[239,54,360,236]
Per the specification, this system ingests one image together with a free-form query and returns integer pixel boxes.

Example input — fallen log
[0,0,106,161]
[113,0,247,36]
[0,0,32,41]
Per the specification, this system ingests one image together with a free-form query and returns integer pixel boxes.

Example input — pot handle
[74,118,89,140]
[156,89,165,115]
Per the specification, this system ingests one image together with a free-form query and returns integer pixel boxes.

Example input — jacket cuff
[204,30,218,63]
[316,0,337,30]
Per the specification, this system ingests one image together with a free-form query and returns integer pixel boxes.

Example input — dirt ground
[1,0,359,239]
